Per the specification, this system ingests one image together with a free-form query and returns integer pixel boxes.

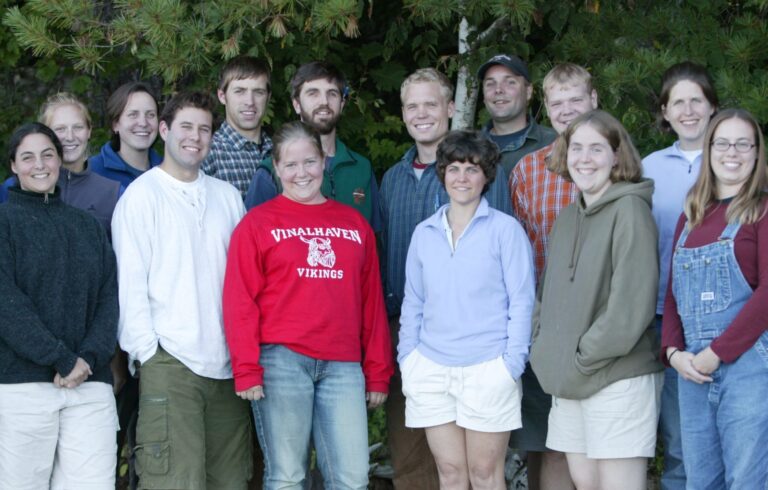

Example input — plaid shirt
[202,122,273,198]
[509,142,578,281]
[380,146,513,316]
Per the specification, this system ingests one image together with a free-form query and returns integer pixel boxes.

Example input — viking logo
[299,236,336,268]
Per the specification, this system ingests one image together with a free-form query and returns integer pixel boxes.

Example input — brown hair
[106,81,159,151]
[436,130,498,194]
[272,121,324,165]
[218,55,272,93]
[684,108,767,227]
[657,61,718,133]
[548,110,643,184]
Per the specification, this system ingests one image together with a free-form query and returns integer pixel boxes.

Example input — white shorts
[401,349,522,433]
[0,381,118,490]
[546,372,662,459]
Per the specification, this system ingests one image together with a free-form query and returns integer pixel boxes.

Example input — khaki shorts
[402,349,522,433]
[136,347,252,490]
[546,372,662,459]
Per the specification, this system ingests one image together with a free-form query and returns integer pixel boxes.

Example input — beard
[300,106,340,135]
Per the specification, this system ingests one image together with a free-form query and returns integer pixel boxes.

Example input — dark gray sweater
[0,187,118,384]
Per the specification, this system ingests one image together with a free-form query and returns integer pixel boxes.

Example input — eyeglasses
[711,139,756,153]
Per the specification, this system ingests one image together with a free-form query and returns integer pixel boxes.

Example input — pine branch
[2,7,61,57]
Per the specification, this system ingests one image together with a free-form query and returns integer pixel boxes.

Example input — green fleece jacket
[529,179,662,399]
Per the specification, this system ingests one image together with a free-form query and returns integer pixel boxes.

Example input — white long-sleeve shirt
[112,167,245,379]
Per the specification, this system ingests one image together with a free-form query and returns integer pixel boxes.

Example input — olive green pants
[136,347,252,490]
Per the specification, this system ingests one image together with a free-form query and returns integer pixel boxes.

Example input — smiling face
[567,123,617,206]
[113,91,158,153]
[662,79,715,150]
[444,160,487,208]
[402,81,455,149]
[12,133,61,194]
[217,75,270,138]
[48,104,91,169]
[545,82,598,134]
[293,78,344,135]
[159,107,213,182]
[482,65,532,129]
[709,117,757,199]
[274,137,326,205]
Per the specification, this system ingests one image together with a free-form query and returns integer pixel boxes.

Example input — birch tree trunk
[451,16,477,130]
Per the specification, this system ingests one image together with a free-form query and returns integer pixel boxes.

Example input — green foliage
[1,0,767,180]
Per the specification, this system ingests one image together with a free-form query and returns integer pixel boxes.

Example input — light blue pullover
[642,142,702,314]
[398,198,535,379]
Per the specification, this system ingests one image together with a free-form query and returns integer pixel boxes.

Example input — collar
[218,121,267,151]
[424,197,491,229]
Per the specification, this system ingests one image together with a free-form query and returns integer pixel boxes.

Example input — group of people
[0,52,764,490]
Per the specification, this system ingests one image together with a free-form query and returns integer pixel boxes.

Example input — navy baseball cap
[477,54,531,83]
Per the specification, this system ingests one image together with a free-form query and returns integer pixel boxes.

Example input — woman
[222,121,393,489]
[642,61,718,490]
[529,110,662,490]
[398,130,535,490]
[662,108,768,488]
[89,81,162,187]
[0,123,119,488]
[39,92,122,236]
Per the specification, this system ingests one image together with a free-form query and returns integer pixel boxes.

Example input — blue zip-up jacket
[89,142,162,188]
[642,142,702,314]
[398,198,535,379]
[379,146,513,316]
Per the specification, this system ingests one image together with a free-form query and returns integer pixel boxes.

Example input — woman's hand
[692,347,721,375]
[366,391,387,409]
[237,386,264,401]
[669,350,713,384]
[55,357,93,389]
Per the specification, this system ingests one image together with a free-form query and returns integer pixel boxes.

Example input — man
[203,55,273,198]
[244,61,381,231]
[380,68,512,489]
[479,54,557,174]
[509,63,598,490]
[112,92,251,490]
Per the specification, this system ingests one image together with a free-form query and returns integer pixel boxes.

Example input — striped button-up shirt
[380,146,513,316]
[509,142,578,280]
[202,122,273,198]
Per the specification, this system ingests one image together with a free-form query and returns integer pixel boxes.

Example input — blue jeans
[252,345,369,490]
[655,317,686,490]
[678,345,768,489]
[672,221,768,489]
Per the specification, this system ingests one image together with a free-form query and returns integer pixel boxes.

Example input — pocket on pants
[135,395,170,476]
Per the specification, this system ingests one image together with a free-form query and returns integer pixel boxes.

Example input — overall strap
[675,219,692,249]
[718,221,742,241]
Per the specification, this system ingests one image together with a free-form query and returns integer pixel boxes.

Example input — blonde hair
[542,63,593,101]
[548,110,643,184]
[400,68,453,105]
[684,108,767,227]
[38,92,92,128]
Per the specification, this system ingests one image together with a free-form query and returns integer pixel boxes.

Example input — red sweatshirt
[662,201,768,364]
[223,195,393,393]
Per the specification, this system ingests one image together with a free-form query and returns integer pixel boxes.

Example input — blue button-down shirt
[379,146,513,316]
[202,121,273,198]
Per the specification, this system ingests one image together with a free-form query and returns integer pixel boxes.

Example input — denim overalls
[672,220,768,489]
